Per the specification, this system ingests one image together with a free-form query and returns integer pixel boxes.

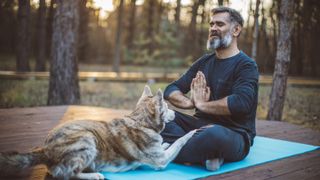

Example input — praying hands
[191,71,211,108]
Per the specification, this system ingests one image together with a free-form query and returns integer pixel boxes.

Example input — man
[161,7,259,171]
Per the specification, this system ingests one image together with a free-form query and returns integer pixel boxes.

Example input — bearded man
[161,7,259,171]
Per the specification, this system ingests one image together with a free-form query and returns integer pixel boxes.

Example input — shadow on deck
[0,106,319,180]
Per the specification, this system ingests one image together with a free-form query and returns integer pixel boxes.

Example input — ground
[0,79,319,131]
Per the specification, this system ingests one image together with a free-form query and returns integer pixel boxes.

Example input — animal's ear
[137,85,153,105]
[153,89,163,118]
[142,85,153,97]
[155,88,164,104]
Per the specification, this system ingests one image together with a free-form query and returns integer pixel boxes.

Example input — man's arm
[195,97,231,115]
[192,71,231,115]
[164,55,212,109]
[192,61,259,116]
[167,90,194,109]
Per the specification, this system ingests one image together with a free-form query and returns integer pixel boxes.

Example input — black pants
[161,111,250,165]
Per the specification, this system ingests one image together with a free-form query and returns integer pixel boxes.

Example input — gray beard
[207,32,233,51]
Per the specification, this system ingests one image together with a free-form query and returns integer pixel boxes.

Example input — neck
[215,40,240,59]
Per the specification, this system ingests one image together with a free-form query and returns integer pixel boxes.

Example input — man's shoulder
[191,52,215,67]
[236,51,257,66]
[198,52,215,61]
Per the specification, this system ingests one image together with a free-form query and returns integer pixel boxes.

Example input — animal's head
[134,85,175,132]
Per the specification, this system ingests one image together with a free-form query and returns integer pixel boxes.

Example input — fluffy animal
[0,85,195,179]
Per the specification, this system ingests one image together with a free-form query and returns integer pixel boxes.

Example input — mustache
[209,31,220,37]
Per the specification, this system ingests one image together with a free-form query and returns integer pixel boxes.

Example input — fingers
[197,71,206,88]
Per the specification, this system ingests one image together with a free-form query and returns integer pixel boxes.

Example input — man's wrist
[195,101,205,111]
[185,99,195,109]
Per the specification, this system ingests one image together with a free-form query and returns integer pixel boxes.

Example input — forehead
[210,12,231,23]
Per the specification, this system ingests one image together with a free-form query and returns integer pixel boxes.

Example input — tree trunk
[267,0,295,121]
[174,0,181,33]
[78,0,89,62]
[46,0,55,58]
[245,0,252,40]
[126,0,136,49]
[35,0,47,71]
[197,0,206,56]
[48,0,80,105]
[187,0,201,58]
[113,0,124,73]
[16,0,31,72]
[260,2,272,73]
[147,0,155,55]
[268,0,279,73]
[251,0,260,61]
[156,0,164,34]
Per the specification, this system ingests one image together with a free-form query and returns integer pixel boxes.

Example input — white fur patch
[164,109,175,123]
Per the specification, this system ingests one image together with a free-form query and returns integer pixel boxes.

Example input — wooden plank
[0,106,319,180]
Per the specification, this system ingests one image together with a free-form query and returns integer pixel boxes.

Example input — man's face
[207,12,234,50]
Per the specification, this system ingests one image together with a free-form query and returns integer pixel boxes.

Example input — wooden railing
[0,70,320,86]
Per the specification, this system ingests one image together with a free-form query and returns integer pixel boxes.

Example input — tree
[16,0,31,72]
[48,0,80,105]
[267,0,295,121]
[113,0,124,73]
[186,0,205,58]
[78,0,89,62]
[35,0,47,71]
[46,0,56,59]
[146,0,156,55]
[251,0,260,61]
[174,0,181,33]
[126,0,137,49]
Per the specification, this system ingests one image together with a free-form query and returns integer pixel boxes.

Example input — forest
[0,0,319,76]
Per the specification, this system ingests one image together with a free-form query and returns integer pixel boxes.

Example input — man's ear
[137,85,153,105]
[232,24,242,37]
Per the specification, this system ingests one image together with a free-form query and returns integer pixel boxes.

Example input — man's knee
[201,125,231,148]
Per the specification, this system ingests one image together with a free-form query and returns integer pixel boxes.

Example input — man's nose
[209,25,218,31]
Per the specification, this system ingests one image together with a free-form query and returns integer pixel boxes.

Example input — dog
[0,85,196,179]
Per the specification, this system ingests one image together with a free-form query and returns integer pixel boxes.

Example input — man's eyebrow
[209,20,226,24]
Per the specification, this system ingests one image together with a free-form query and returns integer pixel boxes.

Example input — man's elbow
[228,95,255,115]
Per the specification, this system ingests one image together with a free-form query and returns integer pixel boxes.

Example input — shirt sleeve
[163,55,209,100]
[227,60,259,115]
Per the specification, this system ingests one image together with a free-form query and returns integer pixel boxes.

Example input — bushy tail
[0,148,46,176]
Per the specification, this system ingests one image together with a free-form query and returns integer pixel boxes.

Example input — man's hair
[211,7,244,27]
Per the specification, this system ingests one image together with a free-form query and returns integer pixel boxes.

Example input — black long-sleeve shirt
[164,51,259,144]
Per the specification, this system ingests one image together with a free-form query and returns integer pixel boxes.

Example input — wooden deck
[0,106,319,180]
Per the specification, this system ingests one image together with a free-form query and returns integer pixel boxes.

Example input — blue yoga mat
[101,136,319,180]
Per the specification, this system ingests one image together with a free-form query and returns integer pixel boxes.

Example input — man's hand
[191,71,211,109]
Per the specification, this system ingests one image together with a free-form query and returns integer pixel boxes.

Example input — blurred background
[0,0,319,130]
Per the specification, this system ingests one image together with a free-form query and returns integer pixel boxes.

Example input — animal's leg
[49,147,97,179]
[162,142,170,150]
[151,130,196,170]
[73,172,105,180]
[100,162,141,173]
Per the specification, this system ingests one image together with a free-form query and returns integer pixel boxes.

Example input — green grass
[0,79,319,131]
[0,55,187,73]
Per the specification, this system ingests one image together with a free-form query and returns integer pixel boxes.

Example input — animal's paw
[94,173,105,180]
[76,172,105,180]
[162,142,171,149]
